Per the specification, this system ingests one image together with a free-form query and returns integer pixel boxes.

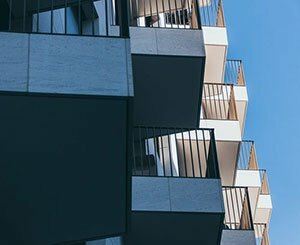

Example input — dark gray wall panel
[124,211,224,245]
[132,55,205,128]
[0,93,129,245]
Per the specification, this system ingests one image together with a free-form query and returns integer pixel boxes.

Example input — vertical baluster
[202,130,209,177]
[195,129,202,177]
[145,127,152,175]
[51,0,53,33]
[160,128,166,176]
[181,129,188,177]
[167,128,174,176]
[188,130,195,177]
[138,126,145,175]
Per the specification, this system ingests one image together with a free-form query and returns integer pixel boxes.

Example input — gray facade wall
[221,230,256,245]
[0,32,133,96]
[132,177,224,213]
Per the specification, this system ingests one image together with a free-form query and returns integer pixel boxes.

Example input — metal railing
[199,0,225,27]
[132,126,220,178]
[1,0,128,37]
[236,141,270,195]
[201,83,238,120]
[255,223,270,245]
[129,0,201,29]
[223,186,254,230]
[225,60,246,86]
[237,140,258,170]
[129,0,225,29]
[259,170,270,195]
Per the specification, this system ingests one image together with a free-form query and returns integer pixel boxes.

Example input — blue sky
[223,0,300,244]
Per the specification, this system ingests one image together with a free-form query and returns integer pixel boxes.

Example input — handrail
[225,60,246,86]
[236,141,270,195]
[129,0,202,29]
[132,126,220,178]
[199,0,225,27]
[2,0,127,37]
[201,83,238,120]
[223,186,254,230]
[237,140,258,170]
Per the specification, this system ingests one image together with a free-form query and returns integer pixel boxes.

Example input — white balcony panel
[132,177,224,213]
[257,194,272,209]
[221,230,256,245]
[254,194,272,224]
[234,86,248,101]
[235,170,261,187]
[203,27,228,46]
[203,27,228,84]
[200,120,242,141]
[130,27,205,57]
[234,86,248,135]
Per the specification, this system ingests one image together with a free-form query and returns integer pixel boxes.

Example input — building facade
[0,0,271,244]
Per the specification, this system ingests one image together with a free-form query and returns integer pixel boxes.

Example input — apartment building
[0,0,271,244]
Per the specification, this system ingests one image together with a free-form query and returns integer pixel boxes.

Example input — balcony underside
[130,27,205,128]
[0,93,131,245]
[132,54,205,128]
[124,211,223,245]
[129,177,224,245]
[215,141,240,186]
[203,27,228,84]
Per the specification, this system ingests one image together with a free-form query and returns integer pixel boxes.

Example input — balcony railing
[225,60,246,86]
[236,141,270,195]
[1,0,128,37]
[129,0,225,29]
[255,223,270,245]
[199,0,225,27]
[201,83,238,120]
[129,0,201,29]
[237,140,258,170]
[132,126,220,178]
[223,186,254,230]
[259,170,270,195]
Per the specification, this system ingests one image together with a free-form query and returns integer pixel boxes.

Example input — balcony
[199,82,240,186]
[225,60,248,133]
[0,1,132,244]
[202,0,227,85]
[0,0,128,37]
[221,187,256,245]
[234,141,272,225]
[129,0,207,128]
[126,126,224,245]
[254,224,270,245]
[0,0,133,97]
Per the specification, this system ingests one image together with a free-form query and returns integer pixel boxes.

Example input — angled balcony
[200,82,241,141]
[200,82,241,186]
[234,141,272,226]
[126,126,224,245]
[221,187,256,245]
[254,223,270,245]
[201,0,228,84]
[129,0,206,128]
[225,60,248,134]
[254,170,272,225]
[0,1,132,244]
